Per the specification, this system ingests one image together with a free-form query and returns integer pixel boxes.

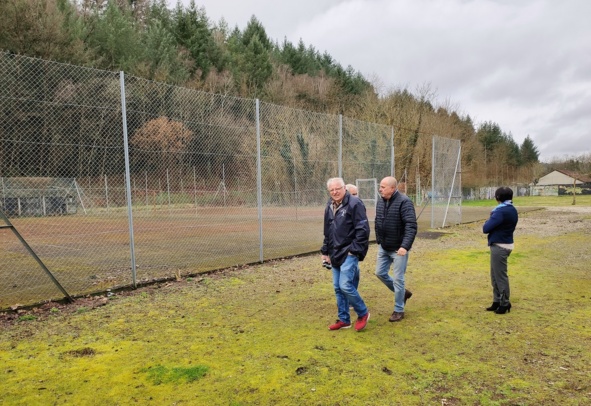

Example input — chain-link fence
[463,184,531,200]
[0,52,396,308]
[431,135,462,228]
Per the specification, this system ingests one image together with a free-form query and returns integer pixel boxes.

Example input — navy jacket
[375,191,417,252]
[483,203,518,246]
[321,192,370,267]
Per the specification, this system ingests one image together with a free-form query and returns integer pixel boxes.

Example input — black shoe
[495,303,512,314]
[486,302,500,311]
[404,289,413,304]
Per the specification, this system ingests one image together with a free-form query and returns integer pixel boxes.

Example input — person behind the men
[374,176,417,322]
[321,177,371,331]
[482,186,518,315]
[345,184,358,196]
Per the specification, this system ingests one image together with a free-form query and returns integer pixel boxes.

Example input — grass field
[1,197,590,404]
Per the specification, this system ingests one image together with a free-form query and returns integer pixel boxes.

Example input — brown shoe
[404,289,412,304]
[389,311,404,322]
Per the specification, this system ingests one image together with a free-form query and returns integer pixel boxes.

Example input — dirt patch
[517,206,591,237]
[417,231,449,239]
[0,263,251,329]
[0,295,110,328]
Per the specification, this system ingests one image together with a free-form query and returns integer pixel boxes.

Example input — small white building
[537,170,588,186]
[532,170,591,196]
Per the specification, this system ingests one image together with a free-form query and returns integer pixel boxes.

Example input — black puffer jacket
[375,191,417,251]
[321,193,370,267]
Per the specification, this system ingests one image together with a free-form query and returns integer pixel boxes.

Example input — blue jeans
[352,264,360,290]
[375,245,409,312]
[332,255,368,324]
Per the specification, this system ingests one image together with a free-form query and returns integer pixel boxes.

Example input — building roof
[554,169,591,183]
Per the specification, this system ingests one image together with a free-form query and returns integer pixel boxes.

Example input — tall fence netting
[0,52,403,308]
[431,135,462,228]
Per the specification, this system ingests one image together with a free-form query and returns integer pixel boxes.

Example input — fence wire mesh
[259,102,339,258]
[431,135,462,228]
[0,52,406,308]
[1,54,130,307]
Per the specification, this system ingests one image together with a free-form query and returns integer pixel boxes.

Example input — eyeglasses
[328,186,344,193]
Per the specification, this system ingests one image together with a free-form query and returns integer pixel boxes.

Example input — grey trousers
[490,244,512,306]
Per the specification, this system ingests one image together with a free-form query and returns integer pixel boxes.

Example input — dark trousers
[490,244,512,306]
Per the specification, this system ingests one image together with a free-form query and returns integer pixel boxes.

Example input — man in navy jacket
[321,177,370,331]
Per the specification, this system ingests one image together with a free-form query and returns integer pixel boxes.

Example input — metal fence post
[120,71,137,288]
[256,99,263,263]
[338,114,343,178]
[166,168,171,208]
[391,127,395,177]
[431,136,435,229]
[144,171,148,209]
[1,177,5,210]
[104,174,109,213]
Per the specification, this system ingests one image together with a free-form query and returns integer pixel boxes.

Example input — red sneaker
[355,311,370,331]
[328,320,351,330]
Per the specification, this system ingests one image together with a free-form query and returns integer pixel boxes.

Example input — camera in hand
[322,260,332,269]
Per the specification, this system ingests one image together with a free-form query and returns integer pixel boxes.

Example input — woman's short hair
[495,187,513,202]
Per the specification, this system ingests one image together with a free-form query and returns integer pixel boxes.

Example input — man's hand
[397,247,408,256]
[321,255,330,263]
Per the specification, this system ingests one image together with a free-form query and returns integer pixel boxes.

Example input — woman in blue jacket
[483,187,518,314]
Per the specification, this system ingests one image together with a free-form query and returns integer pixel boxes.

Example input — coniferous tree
[141,19,191,83]
[242,16,272,51]
[0,0,88,61]
[56,0,94,64]
[520,136,539,164]
[173,0,221,79]
[319,52,336,75]
[477,121,504,160]
[241,34,272,95]
[277,38,297,71]
[505,136,521,167]
[87,1,141,71]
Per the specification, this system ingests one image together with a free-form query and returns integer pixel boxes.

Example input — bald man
[374,176,417,322]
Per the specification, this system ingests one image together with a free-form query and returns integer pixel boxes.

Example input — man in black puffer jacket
[375,176,417,323]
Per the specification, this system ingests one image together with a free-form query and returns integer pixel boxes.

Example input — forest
[1,0,588,187]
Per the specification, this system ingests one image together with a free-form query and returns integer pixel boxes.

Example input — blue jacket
[321,192,370,267]
[483,202,518,246]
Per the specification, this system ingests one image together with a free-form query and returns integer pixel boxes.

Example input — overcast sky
[178,0,590,161]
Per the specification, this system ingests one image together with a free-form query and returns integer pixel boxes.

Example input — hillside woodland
[2,0,585,187]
